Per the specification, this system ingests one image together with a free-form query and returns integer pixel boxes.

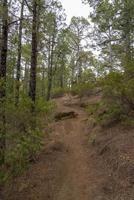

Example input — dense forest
[0,0,134,195]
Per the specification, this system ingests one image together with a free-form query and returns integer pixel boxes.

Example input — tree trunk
[0,0,8,164]
[29,0,38,104]
[122,0,132,75]
[47,36,55,101]
[71,58,75,86]
[41,64,46,99]
[15,0,24,106]
[76,44,81,83]
[60,58,64,88]
[108,25,113,70]
[23,61,29,95]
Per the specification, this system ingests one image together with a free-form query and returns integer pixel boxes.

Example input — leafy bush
[86,71,134,128]
[70,83,95,97]
[86,101,123,127]
[51,87,68,98]
[102,72,134,112]
[0,97,55,183]
[6,129,42,175]
[97,103,123,127]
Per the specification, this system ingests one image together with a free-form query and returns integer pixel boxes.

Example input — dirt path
[53,96,101,200]
[4,95,106,200]
[54,101,91,200]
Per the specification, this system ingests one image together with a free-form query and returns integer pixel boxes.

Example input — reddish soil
[2,95,134,200]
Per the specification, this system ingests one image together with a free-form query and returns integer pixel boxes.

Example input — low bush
[51,87,68,98]
[0,97,55,183]
[70,83,95,97]
[86,71,134,128]
[102,72,134,112]
[86,101,123,127]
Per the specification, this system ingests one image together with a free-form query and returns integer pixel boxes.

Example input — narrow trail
[53,96,100,200]
[5,95,106,200]
[54,99,91,200]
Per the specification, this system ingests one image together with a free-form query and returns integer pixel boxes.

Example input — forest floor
[2,95,134,200]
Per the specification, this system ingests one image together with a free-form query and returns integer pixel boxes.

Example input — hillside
[2,94,134,200]
[0,0,134,199]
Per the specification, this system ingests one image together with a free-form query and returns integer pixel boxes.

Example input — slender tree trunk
[108,25,113,70]
[60,72,64,88]
[71,58,75,86]
[0,21,2,64]
[41,64,46,98]
[47,36,55,101]
[15,0,24,106]
[29,0,38,104]
[60,58,64,88]
[23,61,29,94]
[0,0,8,164]
[77,44,81,83]
[122,0,132,75]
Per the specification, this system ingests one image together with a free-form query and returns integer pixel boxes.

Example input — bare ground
[2,95,134,200]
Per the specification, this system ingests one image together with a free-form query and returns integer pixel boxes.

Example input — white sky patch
[60,0,90,24]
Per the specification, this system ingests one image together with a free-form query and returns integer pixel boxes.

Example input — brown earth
[2,95,134,200]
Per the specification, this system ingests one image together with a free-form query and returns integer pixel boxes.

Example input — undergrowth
[86,71,134,128]
[0,97,55,184]
[70,83,95,97]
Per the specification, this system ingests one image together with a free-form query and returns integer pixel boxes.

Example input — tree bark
[15,0,24,106]
[29,0,38,104]
[60,58,64,88]
[0,0,8,164]
[23,61,29,94]
[47,35,55,101]
[41,64,46,99]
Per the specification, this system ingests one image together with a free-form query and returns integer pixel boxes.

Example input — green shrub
[87,71,134,127]
[0,170,9,185]
[102,71,134,112]
[120,114,134,127]
[6,129,42,175]
[86,101,123,127]
[51,87,68,98]
[0,97,55,182]
[70,83,95,97]
[97,103,123,127]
